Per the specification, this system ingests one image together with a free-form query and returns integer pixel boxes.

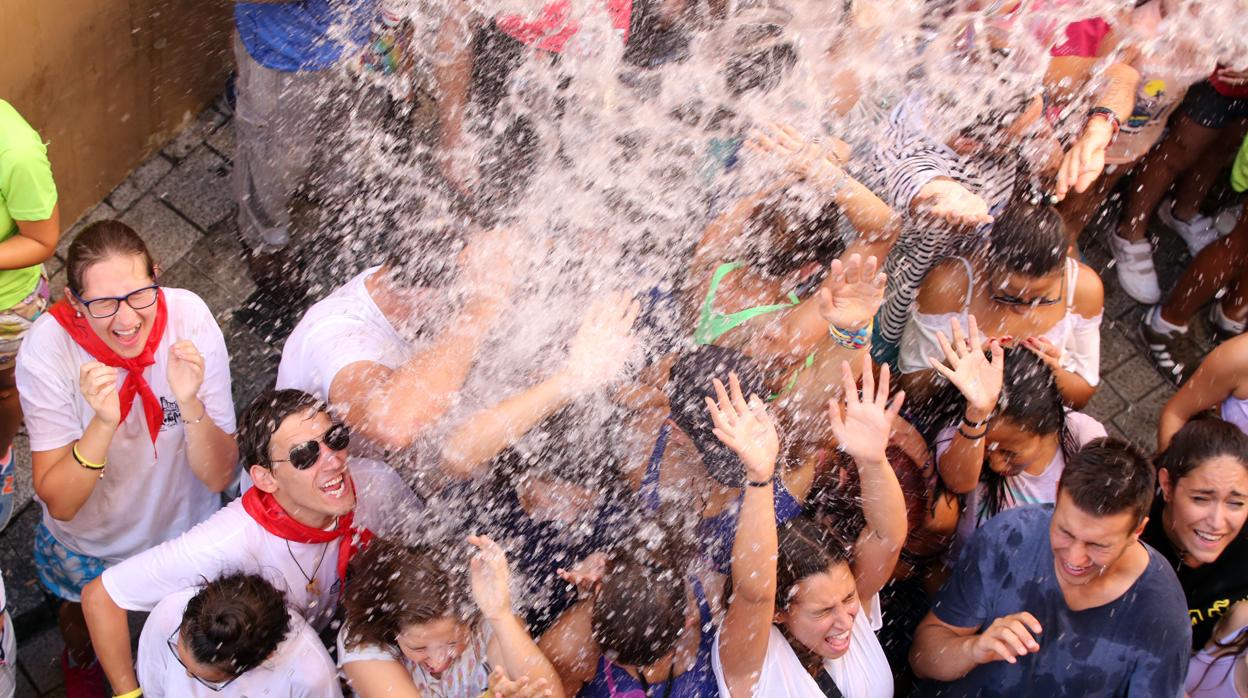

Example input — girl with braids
[135,572,338,696]
[712,358,906,697]
[927,319,1105,560]
[339,536,563,698]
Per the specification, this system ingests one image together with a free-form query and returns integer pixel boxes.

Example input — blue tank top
[577,579,719,698]
[641,421,804,573]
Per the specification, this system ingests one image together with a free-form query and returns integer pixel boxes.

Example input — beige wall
[0,0,233,226]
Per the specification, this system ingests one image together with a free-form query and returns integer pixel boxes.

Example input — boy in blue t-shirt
[910,438,1190,697]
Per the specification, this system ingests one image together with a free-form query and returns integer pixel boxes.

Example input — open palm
[817,253,886,331]
[827,354,903,465]
[927,315,1004,415]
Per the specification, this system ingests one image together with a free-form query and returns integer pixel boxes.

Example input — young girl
[898,200,1103,411]
[1141,418,1248,650]
[137,573,339,697]
[927,324,1106,556]
[1188,601,1248,698]
[15,219,237,688]
[339,535,563,697]
[711,358,907,697]
[540,550,720,697]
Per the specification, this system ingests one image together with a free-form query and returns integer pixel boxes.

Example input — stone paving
[2,94,1212,695]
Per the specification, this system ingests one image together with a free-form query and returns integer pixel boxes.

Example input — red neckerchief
[49,290,169,447]
[241,485,374,586]
[496,0,631,54]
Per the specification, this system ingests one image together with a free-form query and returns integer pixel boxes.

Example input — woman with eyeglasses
[14,219,237,689]
[136,572,339,697]
[896,199,1104,415]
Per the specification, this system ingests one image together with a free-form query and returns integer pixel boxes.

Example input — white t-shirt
[337,622,493,697]
[137,587,341,698]
[15,288,236,563]
[711,596,891,698]
[937,411,1106,559]
[101,456,394,632]
[276,267,410,404]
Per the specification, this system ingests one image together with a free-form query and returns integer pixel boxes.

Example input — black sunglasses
[271,423,350,470]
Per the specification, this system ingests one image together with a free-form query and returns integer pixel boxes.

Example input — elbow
[81,577,110,617]
[43,496,83,522]
[940,471,978,496]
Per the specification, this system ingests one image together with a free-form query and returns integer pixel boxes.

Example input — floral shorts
[34,522,108,602]
[0,275,50,371]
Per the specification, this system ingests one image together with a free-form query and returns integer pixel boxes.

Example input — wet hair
[665,345,768,488]
[342,537,475,651]
[979,350,1076,522]
[775,517,852,609]
[181,573,290,677]
[807,444,931,549]
[1058,437,1155,523]
[746,195,847,280]
[592,556,686,667]
[237,389,324,469]
[65,219,156,296]
[985,198,1066,278]
[1157,417,1248,484]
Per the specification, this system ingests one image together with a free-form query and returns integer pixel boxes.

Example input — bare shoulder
[916,258,972,315]
[1072,261,1105,317]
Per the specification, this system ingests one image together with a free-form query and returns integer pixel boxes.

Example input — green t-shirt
[0,100,56,308]
[1234,134,1248,194]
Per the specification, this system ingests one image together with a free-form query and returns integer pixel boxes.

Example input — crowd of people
[3,0,1248,696]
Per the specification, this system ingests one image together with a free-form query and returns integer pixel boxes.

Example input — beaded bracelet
[828,318,873,350]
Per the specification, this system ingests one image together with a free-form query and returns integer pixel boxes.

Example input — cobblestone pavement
[3,95,1211,695]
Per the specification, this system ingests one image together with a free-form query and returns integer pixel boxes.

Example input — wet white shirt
[16,288,236,563]
[137,587,341,698]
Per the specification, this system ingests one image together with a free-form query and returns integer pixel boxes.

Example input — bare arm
[1159,334,1248,450]
[538,600,600,697]
[433,0,478,192]
[911,611,1043,681]
[343,660,425,698]
[437,293,639,481]
[81,578,138,693]
[708,374,781,698]
[925,316,1005,495]
[0,207,60,270]
[167,340,237,492]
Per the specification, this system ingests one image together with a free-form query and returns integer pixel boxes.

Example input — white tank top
[712,595,892,697]
[1223,395,1248,437]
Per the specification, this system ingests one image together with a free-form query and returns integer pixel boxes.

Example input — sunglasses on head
[271,423,350,470]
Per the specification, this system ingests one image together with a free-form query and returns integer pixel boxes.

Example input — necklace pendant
[307,579,320,596]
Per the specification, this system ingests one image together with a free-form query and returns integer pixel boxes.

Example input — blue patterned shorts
[33,523,108,602]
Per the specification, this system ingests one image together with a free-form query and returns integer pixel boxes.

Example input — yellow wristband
[114,689,143,698]
[72,442,107,470]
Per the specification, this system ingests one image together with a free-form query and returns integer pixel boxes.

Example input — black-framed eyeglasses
[70,284,159,319]
[270,423,350,470]
[167,626,238,692]
[991,271,1066,308]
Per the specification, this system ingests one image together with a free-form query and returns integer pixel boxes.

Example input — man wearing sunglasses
[81,390,389,697]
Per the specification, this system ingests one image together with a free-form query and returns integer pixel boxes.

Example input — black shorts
[1182,79,1248,129]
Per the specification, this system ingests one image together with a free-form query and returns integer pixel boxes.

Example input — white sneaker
[1215,203,1243,236]
[1109,234,1161,303]
[1157,198,1219,255]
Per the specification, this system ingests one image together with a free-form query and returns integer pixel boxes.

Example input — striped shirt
[869,93,1019,349]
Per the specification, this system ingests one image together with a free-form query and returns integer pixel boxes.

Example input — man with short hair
[909,438,1190,696]
[81,389,413,696]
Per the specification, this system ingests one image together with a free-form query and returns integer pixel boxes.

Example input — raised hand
[1022,335,1063,372]
[1054,118,1112,200]
[468,534,513,621]
[827,354,903,465]
[79,362,121,427]
[748,122,850,183]
[927,315,1004,418]
[705,372,779,484]
[971,612,1043,665]
[166,340,205,406]
[560,291,642,395]
[913,178,994,228]
[489,667,555,698]
[817,253,886,331]
[556,551,608,595]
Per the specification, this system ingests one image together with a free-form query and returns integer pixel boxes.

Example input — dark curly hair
[181,573,290,677]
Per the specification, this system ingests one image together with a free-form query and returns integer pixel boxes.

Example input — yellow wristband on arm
[72,442,106,470]
[114,689,143,698]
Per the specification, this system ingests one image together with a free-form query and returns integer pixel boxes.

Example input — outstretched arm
[826,355,907,602]
[1159,334,1248,451]
[926,316,1004,495]
[709,373,781,698]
